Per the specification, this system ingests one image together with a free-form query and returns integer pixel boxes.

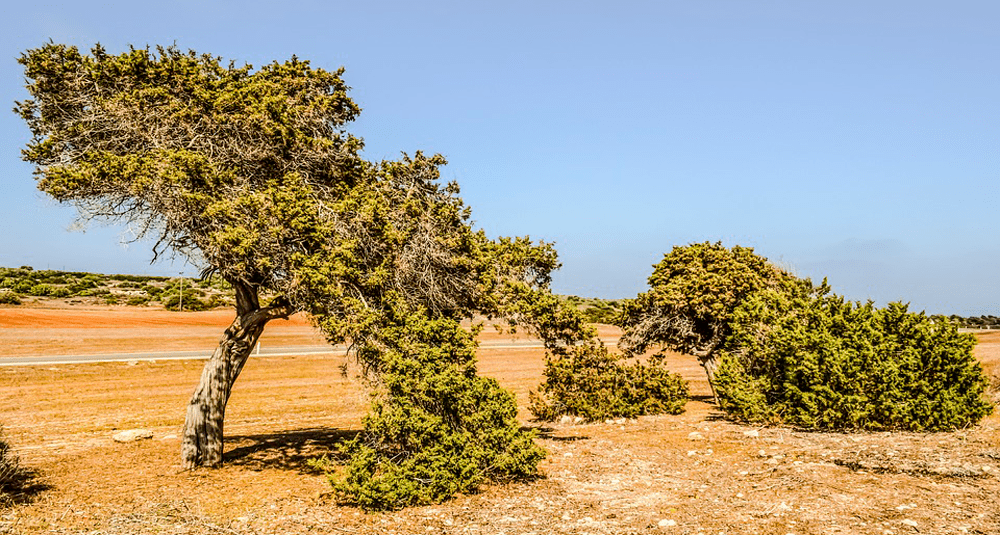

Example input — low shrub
[0,291,20,305]
[49,287,71,298]
[329,317,544,511]
[162,293,211,311]
[126,295,150,306]
[529,341,689,421]
[715,287,993,431]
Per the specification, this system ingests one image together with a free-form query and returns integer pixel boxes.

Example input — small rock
[901,519,918,528]
[743,429,759,438]
[758,449,768,457]
[687,450,697,456]
[160,434,179,441]
[658,519,677,527]
[561,513,571,521]
[765,458,779,465]
[113,429,153,442]
[559,415,573,424]
[126,360,139,366]
[688,431,705,441]
[573,416,584,424]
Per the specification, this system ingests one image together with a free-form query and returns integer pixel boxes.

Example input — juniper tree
[618,242,805,400]
[16,44,554,476]
[621,243,992,430]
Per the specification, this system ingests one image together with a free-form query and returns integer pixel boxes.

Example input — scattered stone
[113,429,153,442]
[658,519,677,528]
[758,450,768,457]
[559,415,573,424]
[743,429,760,438]
[126,360,139,366]
[160,434,179,441]
[901,519,918,528]
[688,432,705,441]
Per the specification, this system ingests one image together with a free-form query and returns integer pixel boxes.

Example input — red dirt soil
[1,307,998,535]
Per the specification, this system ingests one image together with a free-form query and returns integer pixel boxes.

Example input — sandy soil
[1,307,998,534]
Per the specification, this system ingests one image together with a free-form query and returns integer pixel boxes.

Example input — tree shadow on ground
[0,466,52,508]
[534,426,589,441]
[224,427,360,474]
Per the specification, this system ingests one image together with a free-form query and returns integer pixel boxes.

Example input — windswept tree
[621,243,992,431]
[618,242,805,400]
[16,44,553,480]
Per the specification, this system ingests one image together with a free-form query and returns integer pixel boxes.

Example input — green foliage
[620,242,802,359]
[328,316,544,510]
[49,287,71,298]
[162,293,211,311]
[15,43,573,507]
[950,314,1000,329]
[623,243,993,431]
[0,291,21,305]
[529,341,689,421]
[559,296,624,325]
[27,284,52,297]
[126,295,150,306]
[716,286,993,431]
[519,290,689,421]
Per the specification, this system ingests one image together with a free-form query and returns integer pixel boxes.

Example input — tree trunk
[695,351,720,405]
[181,282,291,469]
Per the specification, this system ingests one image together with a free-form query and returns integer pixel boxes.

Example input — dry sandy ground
[1,306,999,535]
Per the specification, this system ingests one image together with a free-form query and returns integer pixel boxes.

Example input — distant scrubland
[0,266,233,310]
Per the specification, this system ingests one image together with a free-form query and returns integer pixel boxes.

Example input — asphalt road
[0,340,558,367]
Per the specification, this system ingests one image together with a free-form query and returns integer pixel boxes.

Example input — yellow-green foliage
[529,341,689,421]
[716,285,993,431]
[623,243,993,431]
[619,242,802,358]
[523,291,689,421]
[19,43,551,508]
[329,317,544,510]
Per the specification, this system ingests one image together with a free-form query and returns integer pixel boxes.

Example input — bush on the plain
[329,317,545,511]
[622,242,993,431]
[714,283,993,431]
[529,340,689,421]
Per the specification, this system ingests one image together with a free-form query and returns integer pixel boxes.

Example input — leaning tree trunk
[695,351,720,405]
[181,281,291,469]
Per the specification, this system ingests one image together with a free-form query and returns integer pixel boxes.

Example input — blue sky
[1,1,998,315]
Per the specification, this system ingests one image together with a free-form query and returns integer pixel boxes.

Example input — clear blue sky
[1,1,998,315]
